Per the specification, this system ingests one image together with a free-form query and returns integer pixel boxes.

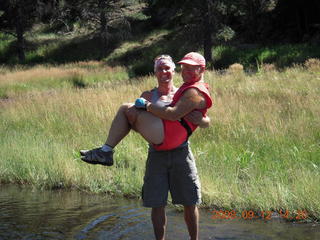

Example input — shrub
[261,63,276,72]
[227,63,244,73]
[304,58,320,72]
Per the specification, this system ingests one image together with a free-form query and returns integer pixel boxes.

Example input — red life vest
[170,81,213,131]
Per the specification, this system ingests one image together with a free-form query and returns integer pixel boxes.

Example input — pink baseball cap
[178,52,206,67]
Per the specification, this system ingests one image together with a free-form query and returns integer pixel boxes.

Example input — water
[0,185,319,240]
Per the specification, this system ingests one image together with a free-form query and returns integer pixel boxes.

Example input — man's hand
[184,111,203,125]
[184,111,210,128]
[135,97,149,110]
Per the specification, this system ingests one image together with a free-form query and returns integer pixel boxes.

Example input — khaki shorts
[142,145,201,207]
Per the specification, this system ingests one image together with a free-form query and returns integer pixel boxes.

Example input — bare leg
[105,103,164,147]
[184,205,199,240]
[152,207,166,240]
[104,104,132,147]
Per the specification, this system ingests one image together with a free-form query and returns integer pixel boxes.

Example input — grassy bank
[0,62,319,221]
[2,28,320,76]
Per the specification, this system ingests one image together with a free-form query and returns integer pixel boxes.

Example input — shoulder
[179,87,207,107]
[140,89,154,101]
[181,87,203,98]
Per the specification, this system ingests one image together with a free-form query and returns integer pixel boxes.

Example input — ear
[199,67,205,74]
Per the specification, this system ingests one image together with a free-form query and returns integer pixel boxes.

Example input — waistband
[148,141,189,152]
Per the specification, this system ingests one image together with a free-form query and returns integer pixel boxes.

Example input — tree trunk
[202,0,214,68]
[245,0,258,42]
[15,2,25,63]
[99,0,108,59]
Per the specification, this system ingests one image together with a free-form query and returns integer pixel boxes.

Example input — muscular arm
[146,88,206,121]
[184,111,211,128]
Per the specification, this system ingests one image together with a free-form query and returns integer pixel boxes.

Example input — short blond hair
[154,55,176,72]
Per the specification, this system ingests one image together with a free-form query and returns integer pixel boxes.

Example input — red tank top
[170,81,212,131]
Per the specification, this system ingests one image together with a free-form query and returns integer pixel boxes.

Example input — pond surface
[0,185,319,240]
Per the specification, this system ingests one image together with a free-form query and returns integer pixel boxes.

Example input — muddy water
[0,185,319,240]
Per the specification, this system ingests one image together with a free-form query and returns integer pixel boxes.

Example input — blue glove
[135,98,149,110]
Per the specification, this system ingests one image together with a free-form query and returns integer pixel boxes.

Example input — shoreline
[1,182,318,223]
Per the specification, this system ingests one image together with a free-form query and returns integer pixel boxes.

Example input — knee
[119,103,134,111]
[152,206,166,210]
[122,103,138,125]
[184,205,197,212]
[152,206,166,217]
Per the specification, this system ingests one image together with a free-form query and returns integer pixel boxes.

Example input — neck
[158,82,174,95]
[184,75,204,85]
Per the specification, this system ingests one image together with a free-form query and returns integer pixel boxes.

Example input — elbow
[199,118,211,128]
[204,119,211,128]
[168,115,180,121]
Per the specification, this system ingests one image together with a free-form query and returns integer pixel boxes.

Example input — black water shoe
[80,148,114,166]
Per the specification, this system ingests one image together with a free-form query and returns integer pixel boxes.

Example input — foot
[79,147,114,166]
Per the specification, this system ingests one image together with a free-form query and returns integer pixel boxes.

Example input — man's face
[181,64,203,83]
[155,63,174,85]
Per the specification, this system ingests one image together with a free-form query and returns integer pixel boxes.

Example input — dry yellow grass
[227,63,244,73]
[1,64,319,220]
[0,66,84,85]
[261,63,276,72]
[304,58,320,71]
[0,63,128,86]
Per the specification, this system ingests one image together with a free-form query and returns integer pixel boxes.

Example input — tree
[98,0,108,58]
[0,0,38,63]
[143,0,216,67]
[272,0,320,42]
[52,0,131,59]
[201,0,215,67]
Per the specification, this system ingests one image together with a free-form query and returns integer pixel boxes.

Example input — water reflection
[0,185,319,240]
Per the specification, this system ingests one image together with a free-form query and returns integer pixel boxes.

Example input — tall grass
[199,67,319,218]
[0,63,319,220]
[0,63,129,99]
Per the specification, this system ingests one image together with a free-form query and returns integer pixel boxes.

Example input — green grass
[0,63,129,98]
[0,63,319,221]
[213,44,320,70]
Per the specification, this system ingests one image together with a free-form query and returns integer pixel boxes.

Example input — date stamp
[211,209,308,220]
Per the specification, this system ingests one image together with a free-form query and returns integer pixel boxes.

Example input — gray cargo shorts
[142,145,201,207]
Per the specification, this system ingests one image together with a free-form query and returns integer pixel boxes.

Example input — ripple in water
[0,185,319,240]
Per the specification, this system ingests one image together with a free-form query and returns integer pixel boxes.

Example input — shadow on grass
[2,19,320,76]
[214,44,320,70]
[0,39,19,64]
[70,74,87,88]
[107,26,203,77]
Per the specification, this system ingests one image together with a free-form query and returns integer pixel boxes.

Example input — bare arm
[184,111,211,128]
[146,88,206,121]
[140,91,152,101]
[198,115,210,128]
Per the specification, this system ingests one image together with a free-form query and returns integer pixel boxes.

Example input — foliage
[213,44,320,70]
[143,0,320,43]
[1,0,320,67]
[0,0,37,34]
[0,0,38,62]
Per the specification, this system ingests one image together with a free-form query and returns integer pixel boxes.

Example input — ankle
[101,144,114,152]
